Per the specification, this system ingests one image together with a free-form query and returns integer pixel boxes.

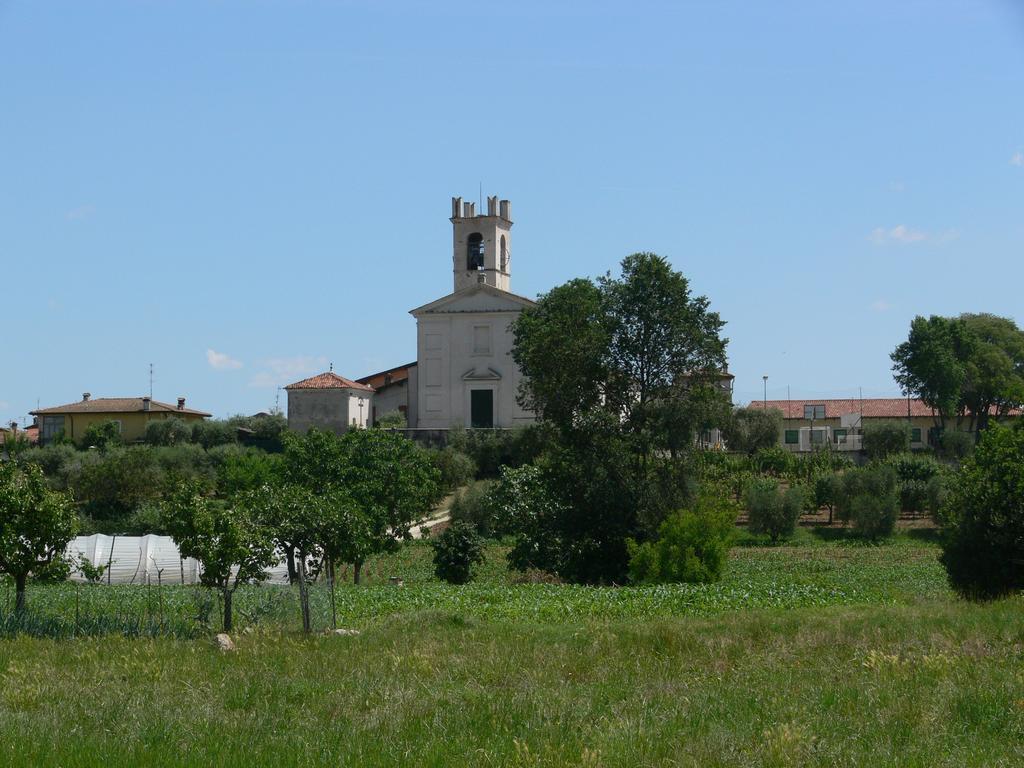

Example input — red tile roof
[747,398,1021,419]
[356,362,416,391]
[31,398,211,417]
[284,371,375,392]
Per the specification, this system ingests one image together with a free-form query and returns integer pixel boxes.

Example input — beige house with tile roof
[31,394,210,445]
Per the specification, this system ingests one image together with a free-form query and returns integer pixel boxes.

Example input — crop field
[2,531,1023,766]
[1,530,951,634]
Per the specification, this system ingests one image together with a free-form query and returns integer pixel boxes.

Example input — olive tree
[0,463,77,613]
[161,482,277,632]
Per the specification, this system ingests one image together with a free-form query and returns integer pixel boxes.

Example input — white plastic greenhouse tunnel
[66,534,293,585]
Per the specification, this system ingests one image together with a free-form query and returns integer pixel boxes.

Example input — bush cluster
[430,521,485,584]
[627,495,736,584]
[744,479,804,542]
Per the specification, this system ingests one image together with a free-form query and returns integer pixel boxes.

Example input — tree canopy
[892,313,1024,432]
[509,252,730,582]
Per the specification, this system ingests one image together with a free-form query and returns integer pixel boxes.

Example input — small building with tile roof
[284,370,374,435]
[31,394,210,445]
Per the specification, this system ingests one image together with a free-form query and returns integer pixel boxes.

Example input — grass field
[2,530,1023,766]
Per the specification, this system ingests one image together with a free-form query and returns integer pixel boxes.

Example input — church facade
[359,195,537,430]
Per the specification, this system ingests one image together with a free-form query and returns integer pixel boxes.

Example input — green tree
[374,410,407,429]
[161,483,277,632]
[892,313,1024,433]
[79,420,123,450]
[744,478,802,542]
[0,463,77,613]
[723,407,782,455]
[431,520,485,584]
[144,417,194,446]
[282,428,440,584]
[334,429,441,583]
[509,253,729,582]
[836,465,899,540]
[862,421,911,459]
[627,494,736,584]
[940,425,1024,598]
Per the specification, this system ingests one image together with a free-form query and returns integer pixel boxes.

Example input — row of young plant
[0,427,445,633]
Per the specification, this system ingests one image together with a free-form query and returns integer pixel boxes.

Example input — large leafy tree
[0,463,77,613]
[939,424,1024,598]
[161,482,277,632]
[892,313,1024,433]
[510,252,730,582]
[281,428,440,584]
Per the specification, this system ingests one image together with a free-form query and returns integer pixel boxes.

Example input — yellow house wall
[58,411,207,443]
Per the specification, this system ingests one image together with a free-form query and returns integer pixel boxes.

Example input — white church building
[290,195,537,434]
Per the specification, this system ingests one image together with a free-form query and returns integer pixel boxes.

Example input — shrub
[20,443,78,482]
[753,446,794,477]
[79,420,123,450]
[492,464,567,575]
[430,520,485,584]
[375,411,406,429]
[144,418,194,446]
[837,465,899,539]
[862,421,911,459]
[447,425,544,478]
[744,478,801,542]
[938,430,974,461]
[448,480,499,537]
[431,447,477,492]
[723,407,782,455]
[925,474,946,520]
[814,472,844,525]
[898,479,930,515]
[627,495,736,584]
[940,425,1024,598]
[191,420,238,449]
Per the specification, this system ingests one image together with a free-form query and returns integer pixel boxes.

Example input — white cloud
[66,204,95,221]
[206,349,243,371]
[869,299,891,313]
[1011,151,1024,167]
[248,355,328,388]
[868,225,958,246]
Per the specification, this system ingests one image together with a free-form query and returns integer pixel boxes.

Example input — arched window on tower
[467,233,484,270]
[500,235,507,272]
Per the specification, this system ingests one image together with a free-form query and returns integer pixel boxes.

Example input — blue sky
[2,0,1022,425]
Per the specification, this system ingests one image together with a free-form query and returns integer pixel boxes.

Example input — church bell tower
[451,195,512,292]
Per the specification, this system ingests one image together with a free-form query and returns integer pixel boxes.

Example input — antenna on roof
[329,362,334,372]
[479,181,483,211]
[149,363,154,399]
[275,386,281,413]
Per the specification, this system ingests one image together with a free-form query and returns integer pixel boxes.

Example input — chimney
[177,397,186,411]
[499,199,511,220]
[451,196,462,218]
[82,392,91,402]
[142,397,151,412]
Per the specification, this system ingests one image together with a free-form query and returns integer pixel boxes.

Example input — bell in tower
[451,195,512,293]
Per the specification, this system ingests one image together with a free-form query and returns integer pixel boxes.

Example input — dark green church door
[470,389,494,428]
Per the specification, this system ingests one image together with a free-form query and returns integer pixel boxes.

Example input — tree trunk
[14,573,27,615]
[353,560,363,585]
[286,546,298,584]
[222,588,233,633]
[297,556,311,634]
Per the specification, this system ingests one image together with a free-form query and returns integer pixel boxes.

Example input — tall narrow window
[467,233,484,270]
[500,235,507,271]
